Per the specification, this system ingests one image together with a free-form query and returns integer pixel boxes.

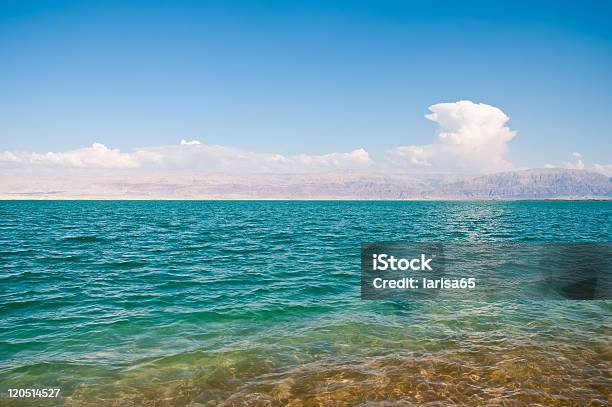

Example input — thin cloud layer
[1,100,608,176]
[546,152,612,176]
[0,141,372,173]
[593,164,612,176]
[148,142,373,172]
[0,143,162,169]
[388,100,516,173]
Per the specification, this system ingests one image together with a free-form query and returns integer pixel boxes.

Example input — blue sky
[1,0,611,172]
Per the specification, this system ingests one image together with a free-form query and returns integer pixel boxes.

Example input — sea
[0,201,610,406]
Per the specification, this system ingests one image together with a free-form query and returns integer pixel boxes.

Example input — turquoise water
[0,201,610,406]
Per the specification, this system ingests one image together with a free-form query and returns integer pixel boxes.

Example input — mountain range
[1,169,610,200]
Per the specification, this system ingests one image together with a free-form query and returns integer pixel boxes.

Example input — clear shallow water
[0,201,610,406]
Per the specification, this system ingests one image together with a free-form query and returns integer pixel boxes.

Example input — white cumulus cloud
[387,100,516,173]
[180,139,201,145]
[561,152,586,170]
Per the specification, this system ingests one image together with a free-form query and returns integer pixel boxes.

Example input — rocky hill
[432,169,612,199]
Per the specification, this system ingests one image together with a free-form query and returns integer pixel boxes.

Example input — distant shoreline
[1,196,611,201]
